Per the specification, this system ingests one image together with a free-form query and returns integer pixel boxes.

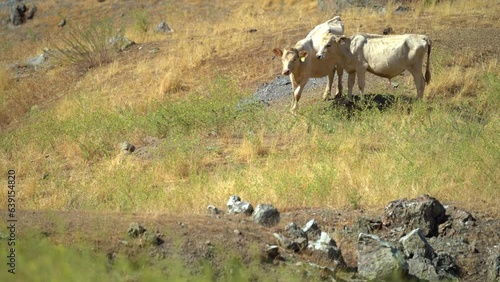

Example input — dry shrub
[53,18,119,70]
[160,69,187,95]
[427,66,481,99]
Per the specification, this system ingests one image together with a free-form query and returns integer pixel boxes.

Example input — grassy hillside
[0,0,499,215]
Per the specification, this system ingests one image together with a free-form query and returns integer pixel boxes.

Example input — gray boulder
[303,219,321,240]
[487,245,500,282]
[273,222,308,252]
[227,195,253,215]
[432,252,460,279]
[10,2,26,25]
[308,232,346,268]
[399,229,459,281]
[399,228,435,260]
[407,257,444,281]
[382,194,447,237]
[357,233,408,281]
[252,204,280,227]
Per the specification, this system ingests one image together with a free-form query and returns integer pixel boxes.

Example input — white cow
[273,17,344,113]
[316,32,431,100]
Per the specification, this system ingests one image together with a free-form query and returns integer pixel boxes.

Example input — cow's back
[308,17,344,51]
[352,34,427,78]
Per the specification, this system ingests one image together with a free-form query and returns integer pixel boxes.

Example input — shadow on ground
[327,93,417,115]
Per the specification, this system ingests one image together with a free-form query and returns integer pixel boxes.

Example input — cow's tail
[424,37,431,85]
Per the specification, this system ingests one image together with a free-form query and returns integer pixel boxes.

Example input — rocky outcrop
[487,246,500,282]
[382,194,447,237]
[252,204,280,227]
[357,233,408,280]
[226,195,253,215]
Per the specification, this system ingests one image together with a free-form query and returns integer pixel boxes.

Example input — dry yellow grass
[0,0,498,215]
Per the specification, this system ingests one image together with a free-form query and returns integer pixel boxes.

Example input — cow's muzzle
[282,70,290,75]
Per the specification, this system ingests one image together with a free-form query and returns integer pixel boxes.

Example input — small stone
[127,222,146,238]
[156,21,174,33]
[207,205,222,215]
[120,142,135,153]
[266,245,280,260]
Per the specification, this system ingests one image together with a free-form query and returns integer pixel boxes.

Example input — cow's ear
[299,51,308,62]
[337,36,348,44]
[273,48,283,57]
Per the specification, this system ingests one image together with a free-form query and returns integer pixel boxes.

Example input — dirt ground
[5,202,500,281]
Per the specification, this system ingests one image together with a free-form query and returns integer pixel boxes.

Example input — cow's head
[273,48,308,76]
[316,32,344,60]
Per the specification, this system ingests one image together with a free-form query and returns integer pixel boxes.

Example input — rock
[58,19,66,27]
[10,2,26,25]
[399,229,459,280]
[26,4,36,19]
[382,194,447,237]
[395,5,411,13]
[352,217,383,234]
[308,232,346,268]
[265,245,280,261]
[399,228,435,260]
[207,205,222,215]
[142,230,163,246]
[120,142,135,153]
[226,195,253,215]
[428,236,472,256]
[108,35,135,51]
[383,27,393,35]
[445,205,477,229]
[155,21,173,33]
[127,222,146,238]
[302,219,321,240]
[272,222,309,253]
[407,257,444,281]
[357,233,408,281]
[252,204,280,227]
[487,245,500,282]
[273,232,305,253]
[285,222,308,242]
[26,52,47,66]
[432,252,460,279]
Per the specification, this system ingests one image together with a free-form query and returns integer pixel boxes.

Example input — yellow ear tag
[300,57,306,62]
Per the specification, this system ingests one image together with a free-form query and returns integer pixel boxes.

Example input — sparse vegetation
[0,0,498,279]
[0,0,498,214]
[54,18,120,70]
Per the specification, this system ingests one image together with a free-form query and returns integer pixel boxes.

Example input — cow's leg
[334,65,343,99]
[357,69,366,96]
[322,70,334,100]
[291,80,307,114]
[410,69,425,99]
[290,75,298,108]
[347,72,356,100]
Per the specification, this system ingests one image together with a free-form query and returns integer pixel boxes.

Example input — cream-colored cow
[273,17,344,113]
[316,32,431,100]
